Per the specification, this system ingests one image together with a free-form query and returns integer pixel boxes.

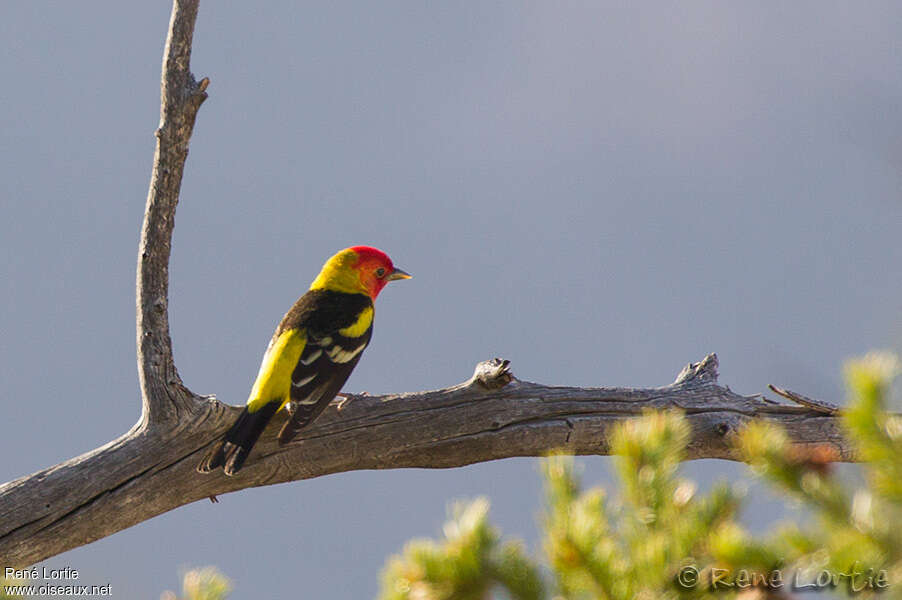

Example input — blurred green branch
[161,567,231,600]
[379,351,901,600]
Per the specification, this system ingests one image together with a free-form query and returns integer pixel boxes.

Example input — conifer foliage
[379,352,901,600]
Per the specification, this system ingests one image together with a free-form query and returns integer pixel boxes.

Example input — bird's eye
[375,267,386,278]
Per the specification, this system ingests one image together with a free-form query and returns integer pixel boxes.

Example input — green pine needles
[380,498,545,600]
[160,567,232,600]
[379,351,901,600]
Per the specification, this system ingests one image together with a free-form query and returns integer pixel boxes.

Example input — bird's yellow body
[246,329,306,414]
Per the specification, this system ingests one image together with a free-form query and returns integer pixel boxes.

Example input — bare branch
[136,0,208,426]
[0,355,860,567]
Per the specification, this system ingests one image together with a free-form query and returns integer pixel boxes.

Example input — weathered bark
[0,354,853,567]
[0,0,863,570]
[136,0,208,427]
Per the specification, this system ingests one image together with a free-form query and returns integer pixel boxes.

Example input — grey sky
[2,2,901,598]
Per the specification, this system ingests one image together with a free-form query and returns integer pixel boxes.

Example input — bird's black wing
[277,291,373,444]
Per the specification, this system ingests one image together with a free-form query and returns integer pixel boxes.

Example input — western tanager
[197,246,410,476]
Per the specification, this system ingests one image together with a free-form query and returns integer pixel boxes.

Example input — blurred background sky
[2,2,901,598]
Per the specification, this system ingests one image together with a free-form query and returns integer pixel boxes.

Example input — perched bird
[197,246,410,476]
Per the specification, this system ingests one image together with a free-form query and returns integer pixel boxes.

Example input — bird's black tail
[196,403,280,476]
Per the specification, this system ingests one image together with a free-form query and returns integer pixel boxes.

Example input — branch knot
[673,353,719,385]
[469,358,514,390]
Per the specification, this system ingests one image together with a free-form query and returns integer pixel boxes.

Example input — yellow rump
[247,329,306,413]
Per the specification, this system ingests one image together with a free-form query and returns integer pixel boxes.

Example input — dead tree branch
[137,0,208,427]
[0,0,866,570]
[0,352,857,567]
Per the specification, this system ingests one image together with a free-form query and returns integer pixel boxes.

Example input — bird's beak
[388,267,411,281]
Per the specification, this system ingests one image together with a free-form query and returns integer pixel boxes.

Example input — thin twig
[768,385,841,415]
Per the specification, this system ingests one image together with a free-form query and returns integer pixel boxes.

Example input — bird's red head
[310,246,411,300]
